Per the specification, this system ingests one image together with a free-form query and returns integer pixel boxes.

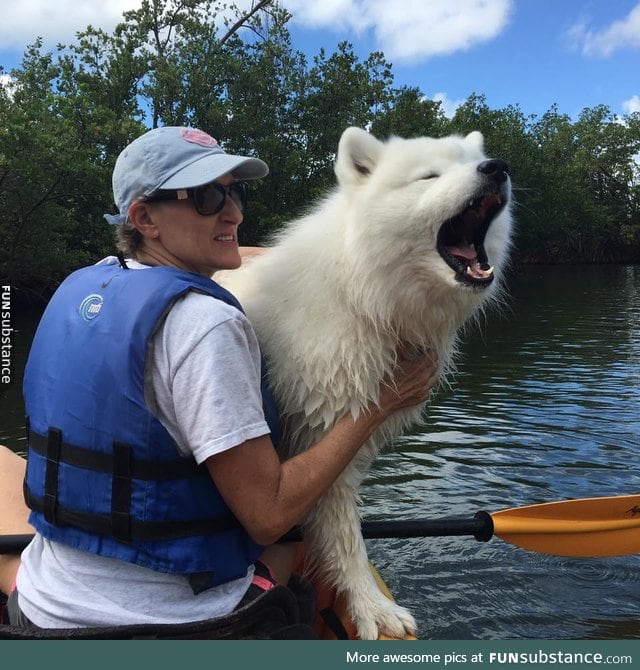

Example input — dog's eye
[422,173,439,180]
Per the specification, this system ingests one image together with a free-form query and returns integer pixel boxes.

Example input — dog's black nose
[477,159,509,183]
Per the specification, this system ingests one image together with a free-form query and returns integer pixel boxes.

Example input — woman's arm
[205,353,439,546]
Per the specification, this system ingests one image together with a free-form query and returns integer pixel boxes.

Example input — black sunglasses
[145,181,248,216]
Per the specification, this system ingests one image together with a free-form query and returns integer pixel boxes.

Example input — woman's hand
[378,349,440,414]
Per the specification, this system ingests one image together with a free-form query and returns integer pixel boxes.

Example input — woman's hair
[114,218,143,258]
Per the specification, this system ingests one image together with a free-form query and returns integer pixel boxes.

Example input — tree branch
[8,173,65,263]
[218,0,274,46]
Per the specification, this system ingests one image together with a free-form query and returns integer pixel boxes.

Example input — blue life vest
[23,262,280,588]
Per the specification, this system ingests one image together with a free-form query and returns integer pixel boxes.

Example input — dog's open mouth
[436,193,507,287]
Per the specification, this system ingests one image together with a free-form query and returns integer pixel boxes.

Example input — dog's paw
[351,591,417,640]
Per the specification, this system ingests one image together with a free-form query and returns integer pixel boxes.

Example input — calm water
[1,265,639,639]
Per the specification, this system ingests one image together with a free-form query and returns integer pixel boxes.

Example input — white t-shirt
[17,257,272,627]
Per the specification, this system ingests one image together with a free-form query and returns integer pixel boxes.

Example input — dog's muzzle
[436,159,510,287]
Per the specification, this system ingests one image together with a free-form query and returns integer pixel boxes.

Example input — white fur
[218,127,512,639]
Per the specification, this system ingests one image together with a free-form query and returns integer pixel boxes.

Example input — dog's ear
[464,130,485,151]
[334,127,383,186]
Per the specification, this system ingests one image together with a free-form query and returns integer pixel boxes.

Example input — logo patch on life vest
[79,294,104,321]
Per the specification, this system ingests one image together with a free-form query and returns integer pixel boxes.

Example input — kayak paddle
[3,494,638,558]
[286,493,640,557]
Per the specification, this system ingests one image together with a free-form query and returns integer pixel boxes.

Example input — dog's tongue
[447,244,476,261]
[446,244,494,280]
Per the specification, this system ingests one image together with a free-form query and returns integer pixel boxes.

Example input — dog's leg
[303,466,417,640]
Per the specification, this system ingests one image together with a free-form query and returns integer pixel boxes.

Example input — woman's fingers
[379,349,440,412]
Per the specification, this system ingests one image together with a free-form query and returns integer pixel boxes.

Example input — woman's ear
[128,200,160,238]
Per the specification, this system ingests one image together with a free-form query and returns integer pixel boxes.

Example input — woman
[6,126,439,631]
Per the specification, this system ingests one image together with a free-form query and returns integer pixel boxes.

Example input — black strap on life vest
[43,428,62,525]
[25,426,243,542]
[111,442,133,543]
[319,607,350,640]
[27,428,204,480]
[116,251,129,269]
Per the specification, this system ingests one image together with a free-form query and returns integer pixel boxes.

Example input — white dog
[219,127,512,639]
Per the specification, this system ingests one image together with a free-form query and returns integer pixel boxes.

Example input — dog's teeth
[466,264,494,279]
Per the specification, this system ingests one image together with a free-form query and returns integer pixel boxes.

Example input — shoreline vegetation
[1,1,638,305]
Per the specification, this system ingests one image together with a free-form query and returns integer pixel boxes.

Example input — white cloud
[0,1,262,56]
[1,0,511,64]
[0,73,16,98]
[283,0,513,62]
[622,94,640,114]
[0,0,142,50]
[568,3,640,57]
[282,0,369,32]
[430,92,464,118]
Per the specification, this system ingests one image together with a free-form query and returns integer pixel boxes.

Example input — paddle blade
[491,494,640,558]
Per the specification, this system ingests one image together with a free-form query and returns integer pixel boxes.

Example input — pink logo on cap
[181,129,218,148]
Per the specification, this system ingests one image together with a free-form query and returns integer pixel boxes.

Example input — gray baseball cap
[104,126,269,225]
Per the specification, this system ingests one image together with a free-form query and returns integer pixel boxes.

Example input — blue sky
[1,0,638,121]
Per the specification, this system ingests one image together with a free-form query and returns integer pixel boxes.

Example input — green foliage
[370,86,448,140]
[1,0,639,302]
[0,40,142,302]
[447,95,640,263]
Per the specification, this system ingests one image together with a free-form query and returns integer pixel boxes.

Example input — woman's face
[139,174,244,276]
